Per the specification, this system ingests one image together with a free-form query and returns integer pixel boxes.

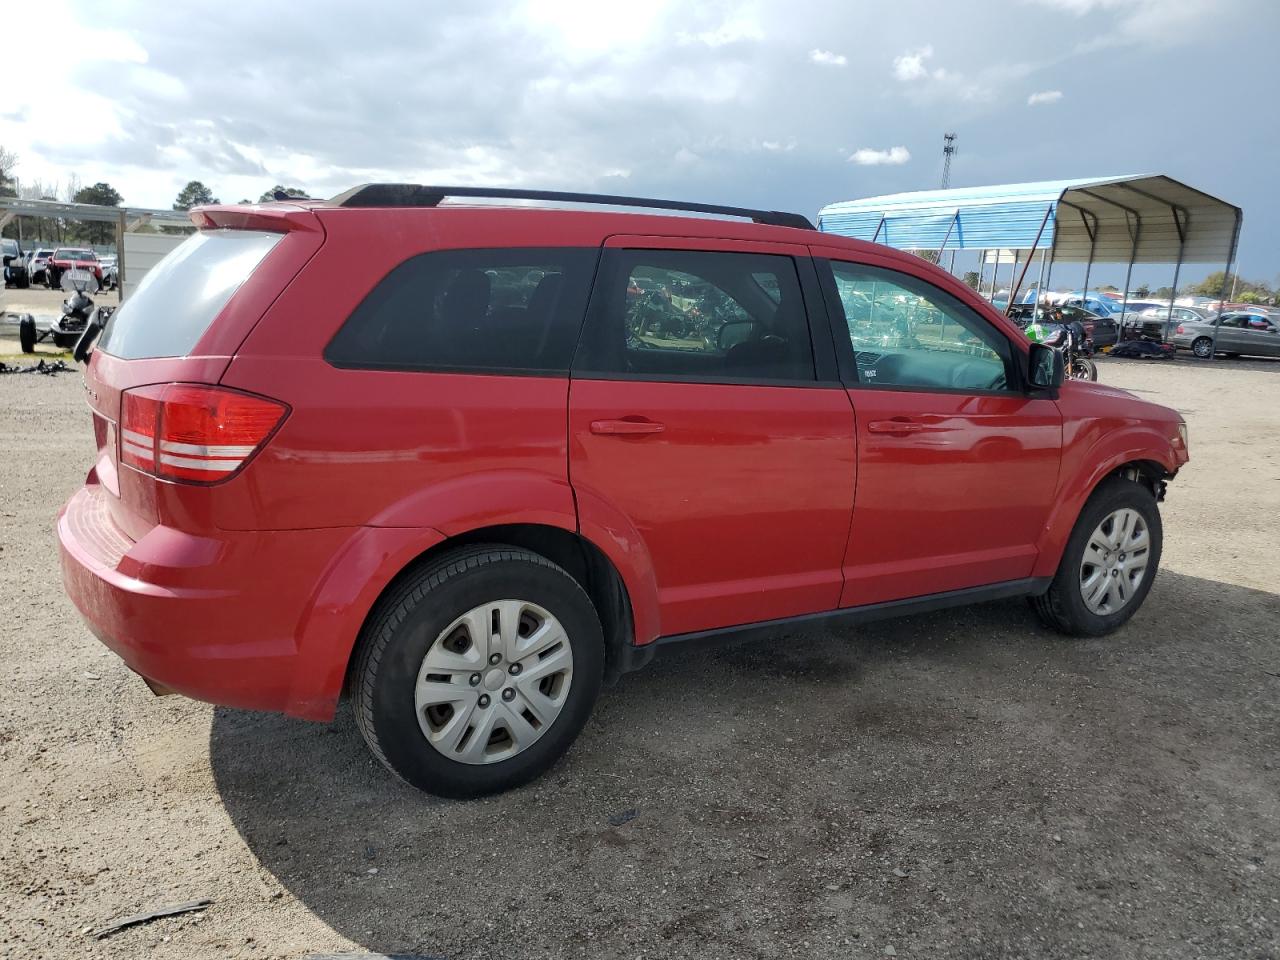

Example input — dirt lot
[2,357,1278,959]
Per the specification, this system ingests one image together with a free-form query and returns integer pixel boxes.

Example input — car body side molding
[651,577,1053,655]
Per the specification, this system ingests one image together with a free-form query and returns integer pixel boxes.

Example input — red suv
[58,185,1189,797]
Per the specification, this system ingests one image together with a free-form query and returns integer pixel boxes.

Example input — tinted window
[575,249,814,383]
[325,248,596,374]
[822,261,1012,392]
[97,230,282,360]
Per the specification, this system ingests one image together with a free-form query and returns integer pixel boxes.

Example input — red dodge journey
[58,185,1189,797]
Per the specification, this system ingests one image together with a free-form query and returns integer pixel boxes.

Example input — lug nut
[502,688,516,702]
[478,694,491,708]
[508,662,522,675]
[488,653,502,666]
[469,673,481,686]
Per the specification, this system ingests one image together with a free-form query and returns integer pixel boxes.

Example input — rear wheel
[1191,337,1214,359]
[1032,477,1162,636]
[19,316,36,354]
[1068,356,1098,381]
[352,545,604,798]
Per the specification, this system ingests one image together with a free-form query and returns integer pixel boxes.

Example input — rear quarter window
[324,247,597,374]
[97,230,282,360]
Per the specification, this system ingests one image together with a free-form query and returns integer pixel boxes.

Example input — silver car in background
[1170,311,1280,359]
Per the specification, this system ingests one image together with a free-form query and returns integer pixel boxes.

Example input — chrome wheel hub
[414,600,574,765]
[1079,508,1151,616]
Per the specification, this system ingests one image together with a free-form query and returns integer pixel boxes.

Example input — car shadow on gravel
[210,569,1280,958]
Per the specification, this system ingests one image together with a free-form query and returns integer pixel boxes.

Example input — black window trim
[813,257,1028,395]
[323,244,604,378]
[571,246,830,388]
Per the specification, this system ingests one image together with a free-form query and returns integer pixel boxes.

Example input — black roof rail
[328,183,815,230]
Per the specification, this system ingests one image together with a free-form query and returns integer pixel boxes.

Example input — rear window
[324,247,597,374]
[97,230,282,360]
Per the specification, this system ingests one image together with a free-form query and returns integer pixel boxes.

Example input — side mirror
[1028,342,1064,391]
[717,320,755,351]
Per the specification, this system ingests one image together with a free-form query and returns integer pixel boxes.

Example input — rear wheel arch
[344,523,640,698]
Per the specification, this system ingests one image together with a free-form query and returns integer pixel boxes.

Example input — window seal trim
[570,370,846,390]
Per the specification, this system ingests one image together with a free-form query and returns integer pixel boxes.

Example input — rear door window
[574,249,816,383]
[97,230,282,360]
[325,248,597,374]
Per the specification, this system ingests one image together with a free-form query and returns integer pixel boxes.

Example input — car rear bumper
[57,483,378,719]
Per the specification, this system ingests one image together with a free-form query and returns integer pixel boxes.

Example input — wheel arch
[341,522,646,702]
[1033,438,1176,580]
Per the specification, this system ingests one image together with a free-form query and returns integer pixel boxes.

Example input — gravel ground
[1,357,1278,960]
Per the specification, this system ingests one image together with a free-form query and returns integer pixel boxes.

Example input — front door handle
[867,418,923,434]
[590,418,666,436]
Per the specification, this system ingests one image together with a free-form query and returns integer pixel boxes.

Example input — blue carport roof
[817,175,1240,265]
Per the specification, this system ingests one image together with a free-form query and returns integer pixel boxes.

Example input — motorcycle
[17,268,106,353]
[1017,316,1098,382]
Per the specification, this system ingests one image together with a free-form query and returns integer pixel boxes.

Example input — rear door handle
[867,419,923,434]
[590,418,666,436]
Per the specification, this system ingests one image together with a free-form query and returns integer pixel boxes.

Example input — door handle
[867,419,923,434]
[590,418,666,436]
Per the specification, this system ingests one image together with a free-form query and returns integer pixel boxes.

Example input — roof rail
[328,183,815,230]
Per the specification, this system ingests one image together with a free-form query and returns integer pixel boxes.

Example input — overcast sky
[2,0,1277,286]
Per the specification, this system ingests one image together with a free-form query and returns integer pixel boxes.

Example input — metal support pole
[935,211,959,266]
[1006,250,1019,309]
[1163,206,1187,343]
[948,249,956,275]
[1212,208,1244,355]
[1119,210,1140,333]
[1008,206,1054,313]
[871,215,886,244]
[1032,247,1047,320]
[116,209,127,303]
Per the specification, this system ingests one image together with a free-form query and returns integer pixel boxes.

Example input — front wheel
[1032,477,1163,636]
[352,545,604,798]
[1068,356,1098,381]
[1191,337,1214,359]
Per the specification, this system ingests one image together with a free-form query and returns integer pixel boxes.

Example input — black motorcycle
[18,268,106,353]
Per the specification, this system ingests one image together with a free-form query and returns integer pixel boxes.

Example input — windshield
[1,239,18,255]
[57,248,95,260]
[97,229,282,360]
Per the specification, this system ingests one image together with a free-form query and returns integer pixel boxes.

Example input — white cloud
[1021,0,1223,48]
[1027,89,1064,105]
[809,49,847,66]
[893,45,934,81]
[677,16,765,48]
[849,146,911,166]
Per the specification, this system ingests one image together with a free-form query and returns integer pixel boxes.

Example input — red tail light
[1175,324,1185,335]
[120,384,287,484]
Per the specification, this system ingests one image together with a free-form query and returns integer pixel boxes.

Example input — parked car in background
[99,254,119,290]
[1007,303,1119,348]
[46,247,102,289]
[27,248,55,285]
[58,184,1190,798]
[2,238,29,288]
[1170,311,1280,359]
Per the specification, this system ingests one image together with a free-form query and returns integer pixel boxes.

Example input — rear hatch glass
[97,229,282,359]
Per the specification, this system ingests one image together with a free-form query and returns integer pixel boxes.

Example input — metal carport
[817,175,1242,341]
[1,198,194,302]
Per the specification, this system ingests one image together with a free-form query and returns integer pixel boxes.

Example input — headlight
[1176,420,1189,452]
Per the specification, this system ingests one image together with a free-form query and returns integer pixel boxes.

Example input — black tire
[15,273,29,289]
[1032,477,1162,637]
[52,332,78,349]
[1191,337,1213,359]
[352,544,604,798]
[46,267,59,289]
[19,316,37,354]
